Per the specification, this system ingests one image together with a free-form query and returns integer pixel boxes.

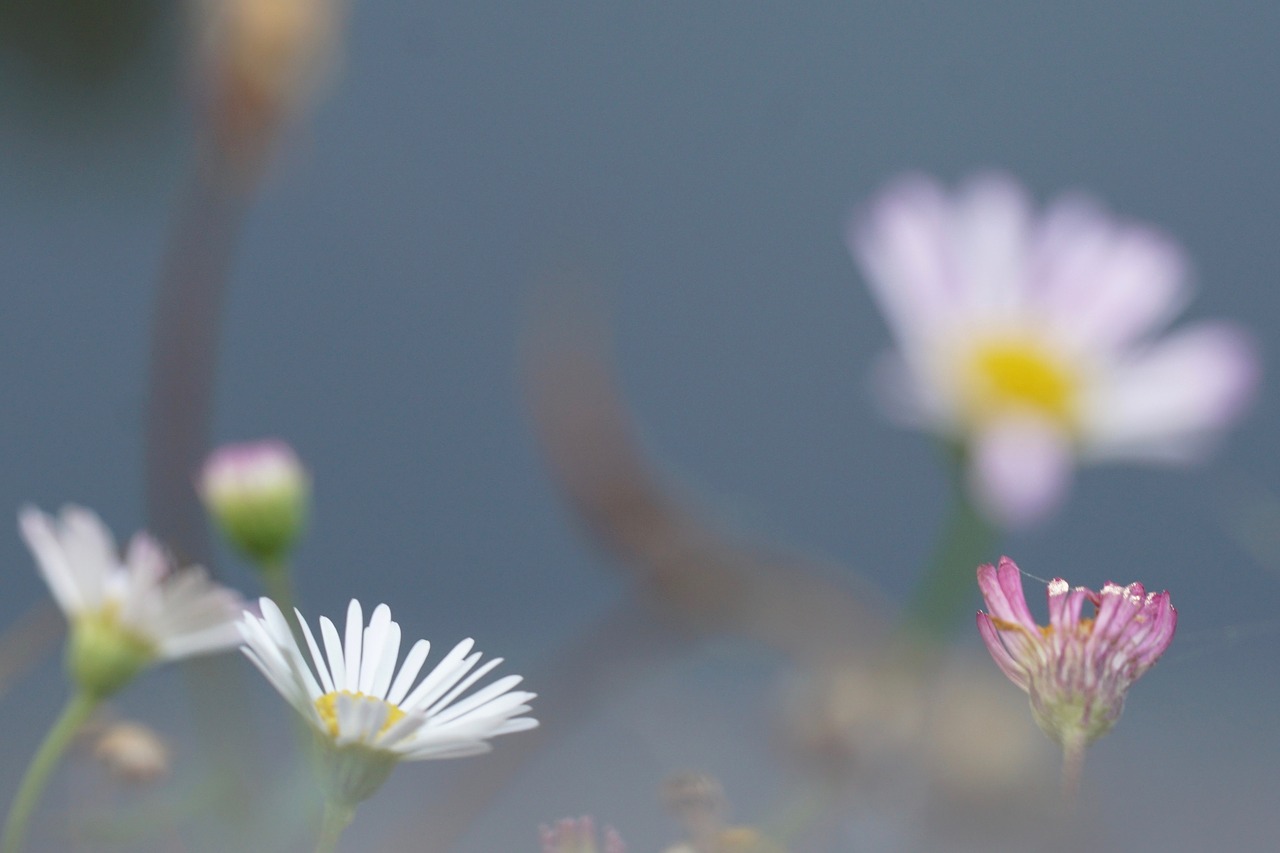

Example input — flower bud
[200,439,309,565]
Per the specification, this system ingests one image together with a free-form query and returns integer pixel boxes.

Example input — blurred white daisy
[19,505,245,697]
[240,597,537,805]
[848,173,1259,526]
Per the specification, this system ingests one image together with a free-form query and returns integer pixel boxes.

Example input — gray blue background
[2,3,1279,850]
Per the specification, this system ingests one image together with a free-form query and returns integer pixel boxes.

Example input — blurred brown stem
[144,145,249,567]
[393,277,893,851]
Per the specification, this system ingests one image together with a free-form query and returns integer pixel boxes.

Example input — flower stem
[313,799,356,853]
[1061,734,1086,811]
[901,452,999,644]
[2,691,100,853]
[261,559,296,624]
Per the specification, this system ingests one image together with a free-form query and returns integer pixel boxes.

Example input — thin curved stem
[2,691,100,853]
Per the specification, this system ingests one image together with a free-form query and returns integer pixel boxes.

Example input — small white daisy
[239,597,537,805]
[19,505,245,696]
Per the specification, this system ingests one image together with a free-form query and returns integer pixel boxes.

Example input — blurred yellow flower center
[69,606,157,698]
[314,691,405,738]
[959,338,1080,429]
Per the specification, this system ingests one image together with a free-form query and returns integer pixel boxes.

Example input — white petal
[423,658,505,717]
[124,534,169,587]
[359,604,392,695]
[399,639,476,712]
[298,609,335,694]
[400,740,492,761]
[250,602,323,700]
[1084,322,1259,461]
[342,600,364,693]
[320,616,347,691]
[386,639,431,705]
[369,620,401,700]
[970,418,1074,528]
[430,676,526,725]
[18,506,84,614]
[490,716,539,736]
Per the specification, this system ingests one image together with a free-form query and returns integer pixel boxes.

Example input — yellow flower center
[958,338,1081,430]
[314,691,406,738]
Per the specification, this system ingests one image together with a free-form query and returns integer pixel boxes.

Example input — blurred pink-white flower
[976,556,1175,752]
[20,505,245,696]
[848,173,1258,525]
[540,816,626,853]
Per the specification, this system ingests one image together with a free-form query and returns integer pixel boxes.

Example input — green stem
[1061,734,1086,812]
[261,559,295,621]
[2,691,100,853]
[313,799,356,853]
[900,450,999,644]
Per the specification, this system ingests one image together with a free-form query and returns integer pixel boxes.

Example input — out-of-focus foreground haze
[3,3,1280,851]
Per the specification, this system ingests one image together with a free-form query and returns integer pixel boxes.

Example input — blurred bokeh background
[3,2,1279,850]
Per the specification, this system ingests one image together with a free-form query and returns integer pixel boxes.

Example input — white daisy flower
[19,505,245,697]
[239,597,538,805]
[848,173,1259,526]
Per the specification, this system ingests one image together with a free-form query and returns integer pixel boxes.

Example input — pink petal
[1131,592,1177,669]
[950,174,1034,320]
[1047,579,1088,636]
[849,174,959,345]
[1090,583,1142,640]
[969,417,1074,528]
[1034,198,1189,351]
[976,612,1030,690]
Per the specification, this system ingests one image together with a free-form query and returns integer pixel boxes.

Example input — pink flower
[847,173,1258,526]
[976,557,1176,750]
[539,816,626,853]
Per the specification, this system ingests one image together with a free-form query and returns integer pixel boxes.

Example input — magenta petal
[1127,592,1177,670]
[1090,583,1143,644]
[1047,580,1088,635]
[976,559,1037,633]
[976,612,1029,690]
